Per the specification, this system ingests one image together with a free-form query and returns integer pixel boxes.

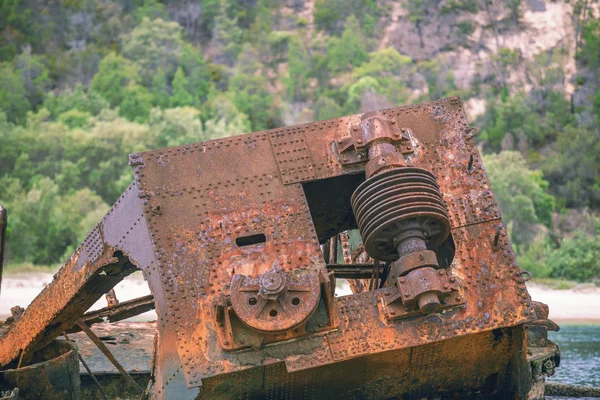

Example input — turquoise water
[548,324,600,387]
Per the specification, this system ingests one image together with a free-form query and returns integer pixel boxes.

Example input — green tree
[326,16,367,73]
[82,111,153,201]
[58,109,92,129]
[314,96,342,121]
[548,231,600,282]
[580,15,600,68]
[43,84,109,119]
[211,4,244,65]
[483,151,556,247]
[202,93,251,131]
[151,68,170,108]
[345,76,381,113]
[479,90,573,151]
[2,177,109,264]
[0,112,22,176]
[284,37,310,101]
[13,46,49,107]
[543,125,600,209]
[314,0,346,32]
[0,62,30,123]
[202,93,251,139]
[313,0,375,34]
[353,48,412,104]
[90,53,141,108]
[121,17,184,85]
[134,0,168,22]
[200,0,221,33]
[228,45,273,130]
[0,0,33,60]
[120,82,154,122]
[179,44,211,104]
[170,67,195,107]
[149,106,204,147]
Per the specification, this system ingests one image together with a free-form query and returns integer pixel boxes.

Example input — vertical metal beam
[328,235,338,265]
[105,289,120,308]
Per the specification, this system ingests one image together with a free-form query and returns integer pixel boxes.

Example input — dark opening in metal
[235,233,266,247]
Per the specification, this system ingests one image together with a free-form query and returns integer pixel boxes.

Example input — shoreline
[1,272,599,323]
[527,282,600,323]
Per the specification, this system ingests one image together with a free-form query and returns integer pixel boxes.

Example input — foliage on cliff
[0,0,598,281]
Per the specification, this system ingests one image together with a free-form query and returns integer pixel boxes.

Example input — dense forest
[0,0,598,281]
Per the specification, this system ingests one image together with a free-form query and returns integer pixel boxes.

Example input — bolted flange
[229,267,320,333]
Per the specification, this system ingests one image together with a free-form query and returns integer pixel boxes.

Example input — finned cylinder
[350,168,450,261]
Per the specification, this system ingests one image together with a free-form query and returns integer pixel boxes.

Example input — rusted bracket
[527,301,560,348]
[333,136,368,166]
[380,269,463,320]
[333,113,415,168]
[75,319,144,394]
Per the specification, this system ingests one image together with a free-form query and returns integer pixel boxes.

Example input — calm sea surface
[548,324,600,387]
[546,324,600,400]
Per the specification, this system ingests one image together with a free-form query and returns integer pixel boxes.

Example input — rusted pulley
[351,167,450,261]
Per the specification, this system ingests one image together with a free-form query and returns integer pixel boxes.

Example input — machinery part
[105,289,119,308]
[349,114,452,313]
[0,98,546,399]
[0,340,81,400]
[358,112,408,178]
[351,168,450,261]
[229,268,321,333]
[337,112,415,172]
[325,263,383,279]
[396,267,453,312]
[0,205,6,296]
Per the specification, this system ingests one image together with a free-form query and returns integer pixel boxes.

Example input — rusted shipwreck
[0,98,559,399]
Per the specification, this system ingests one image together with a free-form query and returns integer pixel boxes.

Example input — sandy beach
[1,272,598,324]
[0,271,155,321]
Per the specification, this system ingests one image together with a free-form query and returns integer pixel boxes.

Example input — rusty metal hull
[0,98,543,399]
[199,325,529,399]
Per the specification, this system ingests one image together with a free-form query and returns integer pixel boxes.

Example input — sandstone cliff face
[270,0,591,121]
